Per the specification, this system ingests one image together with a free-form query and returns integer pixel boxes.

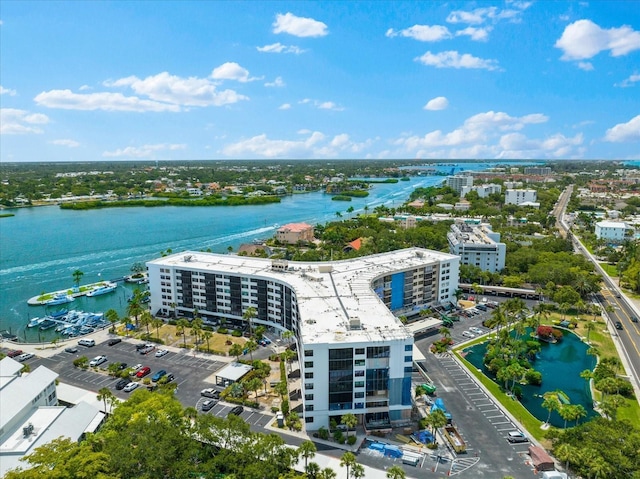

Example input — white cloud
[605,115,640,142]
[455,26,492,41]
[103,143,186,158]
[0,85,17,96]
[210,62,260,83]
[555,19,640,60]
[616,73,640,87]
[0,108,49,135]
[222,130,373,158]
[272,12,328,38]
[577,61,594,71]
[278,103,291,110]
[257,42,305,54]
[447,7,498,25]
[386,25,451,42]
[51,139,80,147]
[35,89,181,112]
[424,96,449,111]
[265,77,285,88]
[103,70,248,107]
[79,84,92,91]
[415,51,499,70]
[299,98,344,111]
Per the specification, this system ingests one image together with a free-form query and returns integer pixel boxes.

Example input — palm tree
[297,440,317,473]
[72,269,84,288]
[243,306,257,337]
[386,465,406,479]
[554,443,576,473]
[341,413,358,438]
[202,330,213,353]
[573,404,587,425]
[585,321,596,344]
[229,343,243,362]
[152,318,164,341]
[282,329,294,346]
[140,310,152,336]
[127,290,144,328]
[340,452,356,479]
[97,387,115,414]
[105,308,119,333]
[542,391,561,425]
[306,462,321,479]
[191,317,203,351]
[176,318,189,348]
[350,463,365,479]
[245,339,258,361]
[319,467,337,479]
[428,409,447,435]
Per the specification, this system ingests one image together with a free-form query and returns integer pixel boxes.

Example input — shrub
[330,418,338,432]
[168,319,177,326]
[271,406,280,413]
[333,430,343,442]
[318,427,330,440]
[347,435,357,445]
[525,369,542,386]
[231,330,242,337]
[203,325,214,332]
[282,399,290,416]
[73,356,89,369]
[218,327,228,334]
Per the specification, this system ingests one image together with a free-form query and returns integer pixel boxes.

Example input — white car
[129,363,143,376]
[123,382,139,393]
[89,355,107,367]
[155,349,169,358]
[16,353,34,362]
[462,331,476,339]
[469,327,484,335]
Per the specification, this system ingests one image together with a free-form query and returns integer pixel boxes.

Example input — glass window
[304,350,313,357]
[355,348,365,355]
[304,361,314,368]
[404,344,413,351]
[354,370,365,377]
[404,355,412,362]
[305,383,314,390]
[305,394,314,401]
[355,392,364,398]
[404,366,413,373]
[305,372,314,379]
[355,381,364,388]
[354,359,365,367]
[305,416,314,423]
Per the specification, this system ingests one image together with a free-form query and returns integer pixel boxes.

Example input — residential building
[147,248,460,430]
[524,167,552,175]
[0,358,104,477]
[595,221,633,243]
[275,222,315,244]
[447,222,506,273]
[505,189,538,206]
[460,183,502,198]
[446,175,474,194]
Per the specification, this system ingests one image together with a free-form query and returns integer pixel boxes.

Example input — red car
[7,349,23,358]
[136,366,151,378]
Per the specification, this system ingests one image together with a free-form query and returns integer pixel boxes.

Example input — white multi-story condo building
[447,222,506,273]
[147,248,459,430]
[505,189,538,206]
[595,221,633,243]
[446,175,474,194]
[460,183,502,198]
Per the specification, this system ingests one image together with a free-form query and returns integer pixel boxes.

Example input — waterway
[0,161,527,343]
[463,329,598,427]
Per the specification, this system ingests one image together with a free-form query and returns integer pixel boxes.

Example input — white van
[78,339,95,347]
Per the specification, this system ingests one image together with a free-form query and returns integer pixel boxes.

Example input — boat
[27,317,46,328]
[39,319,57,330]
[48,309,68,318]
[46,293,75,305]
[86,282,118,297]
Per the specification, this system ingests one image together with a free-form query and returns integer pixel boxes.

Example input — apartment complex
[446,175,474,194]
[0,358,104,477]
[505,189,538,206]
[147,248,459,429]
[524,167,552,175]
[595,220,633,243]
[447,222,506,273]
[460,183,502,198]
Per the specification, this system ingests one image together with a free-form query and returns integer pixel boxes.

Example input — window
[305,383,314,390]
[305,372,314,379]
[305,394,314,401]
[304,350,313,357]
[304,361,314,368]
[355,381,364,388]
[355,348,365,355]
[305,417,314,423]
[354,370,365,377]
[355,359,365,367]
[305,405,314,412]
[404,366,413,373]
[404,344,413,351]
[404,355,412,363]
[355,391,364,398]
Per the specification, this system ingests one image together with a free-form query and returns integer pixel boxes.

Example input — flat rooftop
[149,248,457,345]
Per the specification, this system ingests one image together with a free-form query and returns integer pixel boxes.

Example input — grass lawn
[598,262,618,277]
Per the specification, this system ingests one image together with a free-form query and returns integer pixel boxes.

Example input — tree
[340,452,356,479]
[554,442,577,473]
[341,413,358,438]
[139,310,152,336]
[282,329,295,346]
[542,391,561,425]
[386,465,406,479]
[243,306,257,337]
[176,318,189,348]
[202,330,213,353]
[281,348,296,373]
[72,269,84,288]
[298,440,317,473]
[320,467,337,479]
[97,387,115,414]
[245,339,258,362]
[229,343,243,362]
[246,377,263,400]
[351,463,365,479]
[191,317,203,351]
[427,409,447,435]
[151,317,164,341]
[585,321,597,344]
[127,289,145,328]
[306,462,321,479]
[105,308,119,333]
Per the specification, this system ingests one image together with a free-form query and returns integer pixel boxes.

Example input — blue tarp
[367,442,403,458]
[414,430,435,444]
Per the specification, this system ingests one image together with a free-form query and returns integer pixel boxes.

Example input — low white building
[447,222,506,273]
[595,220,633,243]
[460,183,502,198]
[505,189,538,207]
[0,358,105,477]
[147,248,460,430]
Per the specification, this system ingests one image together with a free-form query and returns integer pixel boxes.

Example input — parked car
[201,399,217,411]
[155,349,169,358]
[151,370,167,382]
[632,316,638,323]
[64,346,78,353]
[117,362,128,370]
[78,339,95,347]
[615,321,624,330]
[7,349,23,358]
[108,338,122,346]
[89,355,107,367]
[136,366,151,378]
[469,327,484,335]
[115,378,130,390]
[17,353,35,362]
[135,343,148,351]
[201,388,220,399]
[129,363,143,376]
[164,373,175,383]
[123,382,139,392]
[228,406,244,416]
[507,431,529,443]
[462,331,476,339]
[139,345,155,355]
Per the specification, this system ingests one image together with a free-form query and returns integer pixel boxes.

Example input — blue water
[463,329,598,427]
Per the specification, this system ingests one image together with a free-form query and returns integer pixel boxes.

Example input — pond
[463,328,599,427]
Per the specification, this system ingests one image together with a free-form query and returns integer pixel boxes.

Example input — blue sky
[1,1,639,162]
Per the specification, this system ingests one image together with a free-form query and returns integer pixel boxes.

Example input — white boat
[46,293,75,305]
[86,282,118,297]
[27,317,46,328]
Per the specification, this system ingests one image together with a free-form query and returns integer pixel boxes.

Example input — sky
[1,1,639,162]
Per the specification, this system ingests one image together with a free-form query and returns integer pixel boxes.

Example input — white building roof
[150,248,457,345]
[0,357,23,391]
[596,220,630,229]
[215,362,253,382]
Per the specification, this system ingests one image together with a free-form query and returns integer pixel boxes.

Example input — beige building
[275,222,315,244]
